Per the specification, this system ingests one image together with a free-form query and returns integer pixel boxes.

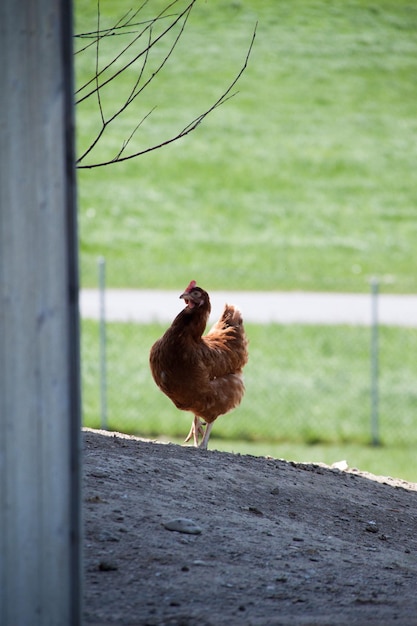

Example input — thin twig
[114,107,156,161]
[76,4,194,165]
[75,0,195,104]
[77,23,257,169]
[74,8,137,54]
[125,24,152,108]
[95,0,105,125]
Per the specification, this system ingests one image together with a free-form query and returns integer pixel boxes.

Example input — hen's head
[180,280,209,310]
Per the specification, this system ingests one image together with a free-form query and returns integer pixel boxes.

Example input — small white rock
[163,518,202,535]
[332,460,348,471]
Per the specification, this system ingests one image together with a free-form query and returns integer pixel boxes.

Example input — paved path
[80,289,417,327]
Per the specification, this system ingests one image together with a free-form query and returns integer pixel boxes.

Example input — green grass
[207,440,417,484]
[76,1,417,482]
[81,319,417,459]
[75,0,417,293]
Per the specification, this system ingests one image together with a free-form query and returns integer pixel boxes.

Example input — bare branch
[75,0,256,169]
[74,6,141,55]
[76,23,257,169]
[76,7,192,165]
[75,0,194,104]
[95,0,105,125]
[124,24,152,108]
[114,106,156,161]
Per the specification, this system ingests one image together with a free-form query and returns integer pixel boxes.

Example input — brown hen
[149,281,248,449]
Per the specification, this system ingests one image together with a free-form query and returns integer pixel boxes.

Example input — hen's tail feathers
[209,304,244,333]
[206,304,248,372]
[222,304,244,328]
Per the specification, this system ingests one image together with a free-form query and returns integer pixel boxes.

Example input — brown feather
[149,284,248,444]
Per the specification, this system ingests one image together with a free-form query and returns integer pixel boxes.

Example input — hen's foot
[184,416,206,446]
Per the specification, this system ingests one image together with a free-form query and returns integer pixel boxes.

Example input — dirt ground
[83,428,417,626]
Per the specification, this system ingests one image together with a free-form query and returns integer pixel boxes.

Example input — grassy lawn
[76,1,417,481]
[81,319,417,478]
[75,0,417,293]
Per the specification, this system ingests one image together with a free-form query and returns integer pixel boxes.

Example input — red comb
[185,280,197,292]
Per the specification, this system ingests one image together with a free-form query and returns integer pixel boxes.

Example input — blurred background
[75,0,417,480]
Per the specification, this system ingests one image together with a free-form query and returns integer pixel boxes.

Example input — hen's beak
[180,291,196,308]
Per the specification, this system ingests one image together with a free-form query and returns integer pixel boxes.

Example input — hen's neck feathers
[170,296,211,341]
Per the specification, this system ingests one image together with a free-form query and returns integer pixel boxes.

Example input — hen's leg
[184,416,205,446]
[198,422,214,450]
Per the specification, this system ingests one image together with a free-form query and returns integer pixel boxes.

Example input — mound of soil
[83,428,417,625]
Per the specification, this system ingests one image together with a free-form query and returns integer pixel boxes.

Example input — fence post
[0,0,82,620]
[98,256,108,430]
[370,277,380,446]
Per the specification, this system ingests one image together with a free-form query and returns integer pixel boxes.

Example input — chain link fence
[81,262,417,447]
